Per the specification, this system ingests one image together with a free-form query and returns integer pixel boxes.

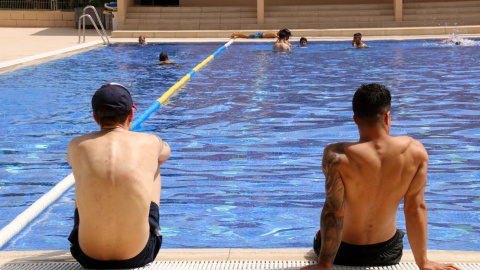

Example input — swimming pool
[0,39,479,251]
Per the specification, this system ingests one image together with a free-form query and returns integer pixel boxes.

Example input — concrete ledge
[112,25,480,38]
[1,249,480,266]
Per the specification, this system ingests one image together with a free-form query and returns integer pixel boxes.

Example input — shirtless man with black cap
[301,84,460,270]
[67,83,170,269]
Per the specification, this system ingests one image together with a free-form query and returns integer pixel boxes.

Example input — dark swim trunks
[249,31,263,39]
[68,202,163,269]
[313,229,405,266]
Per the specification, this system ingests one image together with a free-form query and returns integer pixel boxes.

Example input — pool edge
[0,40,104,74]
[1,249,479,266]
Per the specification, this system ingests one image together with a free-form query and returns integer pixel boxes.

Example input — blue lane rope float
[132,39,234,130]
[0,39,235,248]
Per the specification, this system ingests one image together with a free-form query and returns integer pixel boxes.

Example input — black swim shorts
[313,229,405,266]
[68,201,163,269]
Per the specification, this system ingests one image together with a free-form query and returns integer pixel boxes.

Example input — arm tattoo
[319,144,346,265]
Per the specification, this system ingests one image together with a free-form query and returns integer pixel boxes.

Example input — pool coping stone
[1,249,480,266]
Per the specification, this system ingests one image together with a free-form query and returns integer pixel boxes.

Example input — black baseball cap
[92,83,137,116]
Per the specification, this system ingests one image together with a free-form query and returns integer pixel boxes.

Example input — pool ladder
[78,5,110,45]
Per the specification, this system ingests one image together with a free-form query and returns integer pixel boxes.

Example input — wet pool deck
[0,26,480,267]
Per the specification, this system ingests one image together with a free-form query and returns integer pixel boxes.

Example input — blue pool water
[0,39,479,251]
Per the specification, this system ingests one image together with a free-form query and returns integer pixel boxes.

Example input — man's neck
[100,123,129,132]
[358,126,390,142]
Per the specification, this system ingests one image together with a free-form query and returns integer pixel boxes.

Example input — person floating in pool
[273,28,292,51]
[158,51,175,65]
[352,33,368,48]
[300,37,308,47]
[230,31,278,39]
[300,84,460,270]
[67,83,171,269]
[138,35,147,45]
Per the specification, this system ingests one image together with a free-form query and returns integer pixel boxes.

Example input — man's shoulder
[127,131,161,142]
[392,135,428,159]
[324,142,353,155]
[394,135,425,149]
[322,142,352,165]
[69,132,98,146]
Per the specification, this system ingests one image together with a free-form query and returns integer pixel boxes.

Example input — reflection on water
[0,40,479,251]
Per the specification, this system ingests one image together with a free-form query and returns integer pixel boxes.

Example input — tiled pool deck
[0,26,479,267]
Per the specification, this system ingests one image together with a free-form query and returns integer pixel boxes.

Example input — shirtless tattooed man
[301,84,460,270]
[67,83,171,269]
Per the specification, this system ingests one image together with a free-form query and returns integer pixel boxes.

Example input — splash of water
[439,33,480,46]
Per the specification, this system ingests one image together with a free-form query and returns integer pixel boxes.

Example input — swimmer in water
[138,35,147,45]
[437,39,462,45]
[437,33,465,45]
[352,33,368,48]
[273,29,292,51]
[158,52,175,65]
[300,37,308,47]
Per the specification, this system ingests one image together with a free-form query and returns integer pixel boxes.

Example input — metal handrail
[78,5,110,45]
[78,14,107,45]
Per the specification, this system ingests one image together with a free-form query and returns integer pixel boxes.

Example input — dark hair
[95,106,130,127]
[159,52,169,61]
[278,28,291,40]
[352,83,391,126]
[354,33,362,38]
[300,37,307,43]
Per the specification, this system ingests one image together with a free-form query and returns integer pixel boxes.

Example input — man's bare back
[302,83,459,270]
[67,83,171,268]
[68,130,169,260]
[324,135,426,245]
[273,41,291,51]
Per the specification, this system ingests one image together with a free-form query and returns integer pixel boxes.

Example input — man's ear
[384,111,391,126]
[93,113,100,125]
[128,108,134,123]
[353,115,358,125]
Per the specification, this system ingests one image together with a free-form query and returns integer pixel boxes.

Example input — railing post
[257,0,264,25]
[394,0,403,22]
